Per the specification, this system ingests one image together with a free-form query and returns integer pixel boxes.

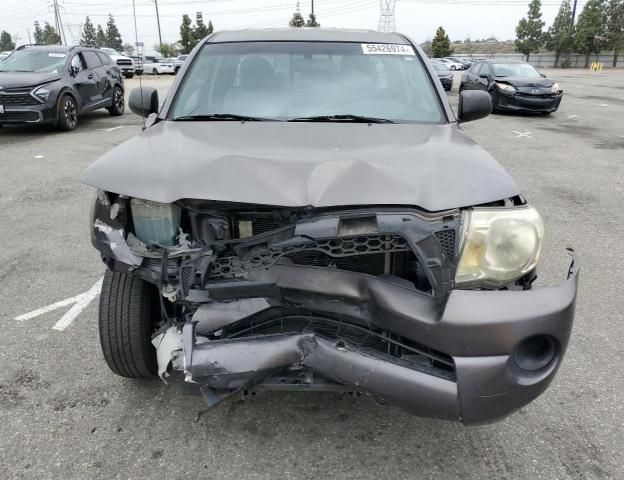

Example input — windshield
[171,41,443,123]
[431,62,449,72]
[492,63,541,78]
[101,48,118,55]
[0,49,67,73]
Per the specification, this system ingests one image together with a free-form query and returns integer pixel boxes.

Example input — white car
[143,58,175,75]
[99,47,135,78]
[439,58,465,71]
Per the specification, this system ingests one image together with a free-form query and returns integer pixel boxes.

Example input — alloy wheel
[114,88,124,112]
[64,98,77,128]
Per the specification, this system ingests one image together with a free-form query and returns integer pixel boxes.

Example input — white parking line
[15,278,103,331]
[513,131,534,139]
[98,125,130,132]
[599,104,609,107]
[567,114,582,119]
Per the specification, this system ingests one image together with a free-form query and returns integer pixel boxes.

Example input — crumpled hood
[0,72,62,89]
[80,121,520,212]
[496,77,554,88]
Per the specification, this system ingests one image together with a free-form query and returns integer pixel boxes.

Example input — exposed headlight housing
[495,82,516,93]
[551,82,561,93]
[32,85,51,102]
[130,198,181,246]
[455,206,544,288]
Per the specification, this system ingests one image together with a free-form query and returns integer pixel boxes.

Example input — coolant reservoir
[130,198,181,246]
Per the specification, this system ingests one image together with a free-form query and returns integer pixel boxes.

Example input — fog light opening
[513,335,557,372]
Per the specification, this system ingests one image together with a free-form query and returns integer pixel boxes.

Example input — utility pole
[312,0,314,16]
[154,0,163,54]
[28,28,32,45]
[51,0,67,45]
[571,0,578,23]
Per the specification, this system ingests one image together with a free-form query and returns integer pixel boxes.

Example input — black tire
[152,68,158,75]
[124,73,134,79]
[174,66,180,74]
[107,85,125,116]
[57,94,78,131]
[99,270,159,379]
[489,91,499,113]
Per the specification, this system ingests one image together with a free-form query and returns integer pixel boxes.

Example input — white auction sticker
[361,44,415,55]
[48,53,66,58]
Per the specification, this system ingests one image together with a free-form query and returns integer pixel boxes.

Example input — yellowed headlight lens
[455,206,544,287]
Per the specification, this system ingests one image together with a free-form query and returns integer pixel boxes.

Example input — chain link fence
[452,52,624,68]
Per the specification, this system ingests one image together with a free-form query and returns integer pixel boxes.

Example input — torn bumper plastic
[152,254,578,424]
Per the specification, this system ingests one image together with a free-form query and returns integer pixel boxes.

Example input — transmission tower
[378,0,396,33]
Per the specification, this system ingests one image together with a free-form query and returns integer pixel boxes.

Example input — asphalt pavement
[0,70,623,479]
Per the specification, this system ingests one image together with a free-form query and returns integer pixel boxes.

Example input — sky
[2,0,587,54]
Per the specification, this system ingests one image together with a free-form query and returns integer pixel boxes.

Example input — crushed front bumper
[496,90,563,113]
[153,255,577,424]
[92,193,579,424]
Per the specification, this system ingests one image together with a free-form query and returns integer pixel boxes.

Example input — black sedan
[459,60,562,113]
[431,60,453,91]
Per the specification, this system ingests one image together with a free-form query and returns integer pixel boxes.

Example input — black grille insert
[224,315,456,380]
[0,92,40,106]
[211,235,409,278]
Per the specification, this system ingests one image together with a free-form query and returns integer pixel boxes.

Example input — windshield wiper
[174,113,275,122]
[289,114,395,124]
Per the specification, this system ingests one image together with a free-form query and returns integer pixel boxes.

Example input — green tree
[80,16,97,46]
[105,14,123,51]
[155,42,179,57]
[575,0,607,67]
[33,21,44,45]
[96,24,106,47]
[179,14,194,53]
[606,0,624,66]
[306,13,320,27]
[0,31,15,51]
[514,0,545,61]
[289,7,306,27]
[431,26,453,57]
[545,0,574,66]
[42,22,61,45]
[193,12,210,42]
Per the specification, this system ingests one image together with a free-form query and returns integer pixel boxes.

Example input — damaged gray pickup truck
[81,28,578,424]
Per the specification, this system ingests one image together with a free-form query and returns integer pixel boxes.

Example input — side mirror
[540,73,546,78]
[458,90,492,123]
[69,65,79,77]
[129,87,159,117]
[479,73,490,79]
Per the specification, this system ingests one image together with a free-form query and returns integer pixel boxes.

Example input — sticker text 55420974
[361,44,415,55]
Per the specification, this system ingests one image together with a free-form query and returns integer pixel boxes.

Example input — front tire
[99,270,159,379]
[107,85,125,116]
[152,68,158,75]
[57,94,78,131]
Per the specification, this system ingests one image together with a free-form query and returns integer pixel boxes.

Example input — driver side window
[71,54,85,71]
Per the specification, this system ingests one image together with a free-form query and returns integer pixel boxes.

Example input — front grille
[434,229,456,260]
[116,59,132,66]
[0,111,39,122]
[286,251,387,276]
[0,92,40,106]
[224,315,456,380]
[211,234,410,278]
